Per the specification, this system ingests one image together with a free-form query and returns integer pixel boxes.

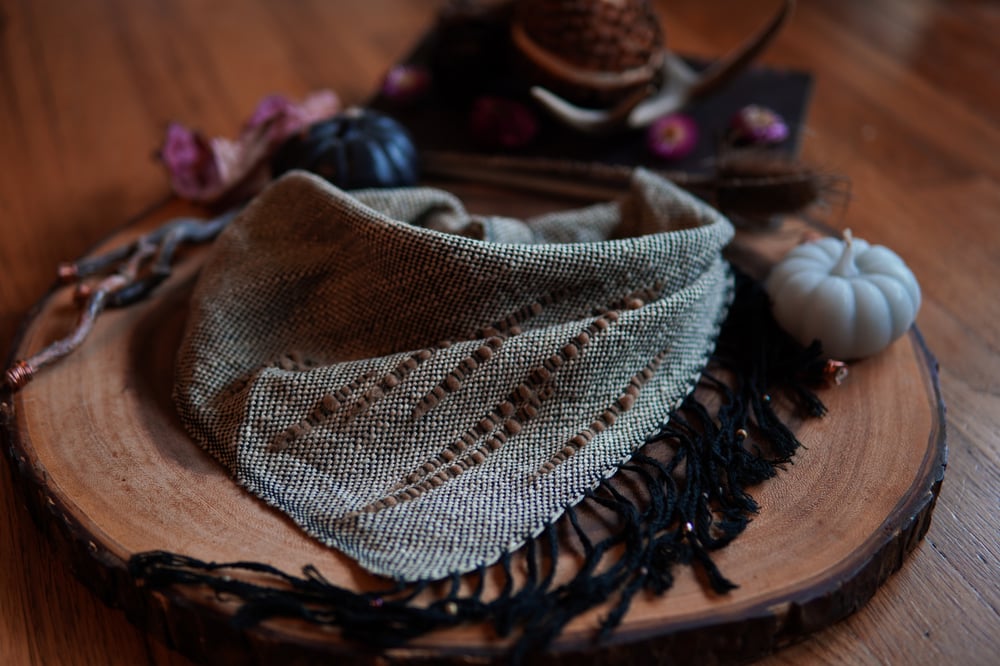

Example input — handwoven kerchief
[174,169,734,581]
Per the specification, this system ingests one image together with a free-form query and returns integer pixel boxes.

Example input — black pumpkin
[271,108,419,189]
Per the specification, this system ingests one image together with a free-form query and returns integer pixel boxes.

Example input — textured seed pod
[511,0,666,108]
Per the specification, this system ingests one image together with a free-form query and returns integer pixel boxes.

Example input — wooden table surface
[1,1,997,664]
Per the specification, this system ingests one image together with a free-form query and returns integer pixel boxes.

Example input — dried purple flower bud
[646,113,699,161]
[160,90,340,204]
[730,104,789,145]
[381,64,431,104]
[469,96,538,150]
[160,123,221,201]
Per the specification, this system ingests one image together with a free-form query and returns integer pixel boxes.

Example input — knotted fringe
[129,271,830,661]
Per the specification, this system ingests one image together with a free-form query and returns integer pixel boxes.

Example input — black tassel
[128,270,832,662]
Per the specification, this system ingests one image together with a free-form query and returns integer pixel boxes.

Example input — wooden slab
[0,192,945,665]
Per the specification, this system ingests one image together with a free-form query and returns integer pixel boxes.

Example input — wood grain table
[1,1,997,664]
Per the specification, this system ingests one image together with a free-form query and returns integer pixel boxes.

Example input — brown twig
[4,208,239,392]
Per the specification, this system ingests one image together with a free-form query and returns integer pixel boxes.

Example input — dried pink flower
[646,113,698,161]
[160,90,341,204]
[161,123,220,201]
[729,104,789,145]
[469,96,538,150]
[380,64,431,104]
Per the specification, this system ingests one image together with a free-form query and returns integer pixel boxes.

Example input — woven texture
[174,169,734,581]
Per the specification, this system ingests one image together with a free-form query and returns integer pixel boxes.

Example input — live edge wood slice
[1,185,946,666]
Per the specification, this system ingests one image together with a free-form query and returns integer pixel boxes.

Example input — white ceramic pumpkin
[766,230,921,360]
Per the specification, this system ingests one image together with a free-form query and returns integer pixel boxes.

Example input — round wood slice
[1,193,946,665]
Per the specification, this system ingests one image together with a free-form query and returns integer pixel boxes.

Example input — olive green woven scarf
[173,169,734,581]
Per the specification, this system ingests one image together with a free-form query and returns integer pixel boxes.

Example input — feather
[421,150,847,228]
[680,150,849,227]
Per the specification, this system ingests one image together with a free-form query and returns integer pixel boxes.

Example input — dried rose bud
[160,123,221,201]
[822,359,849,386]
[381,64,431,104]
[730,104,789,145]
[646,113,698,161]
[469,96,538,150]
[160,90,340,204]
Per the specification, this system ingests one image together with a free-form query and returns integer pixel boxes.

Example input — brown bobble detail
[531,367,552,384]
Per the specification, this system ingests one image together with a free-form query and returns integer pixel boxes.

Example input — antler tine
[529,84,652,134]
[686,0,795,99]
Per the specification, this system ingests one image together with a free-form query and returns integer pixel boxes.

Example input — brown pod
[511,0,665,108]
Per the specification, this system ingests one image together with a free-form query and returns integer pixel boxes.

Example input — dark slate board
[369,13,812,173]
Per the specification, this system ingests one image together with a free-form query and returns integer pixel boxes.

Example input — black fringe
[128,271,830,660]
